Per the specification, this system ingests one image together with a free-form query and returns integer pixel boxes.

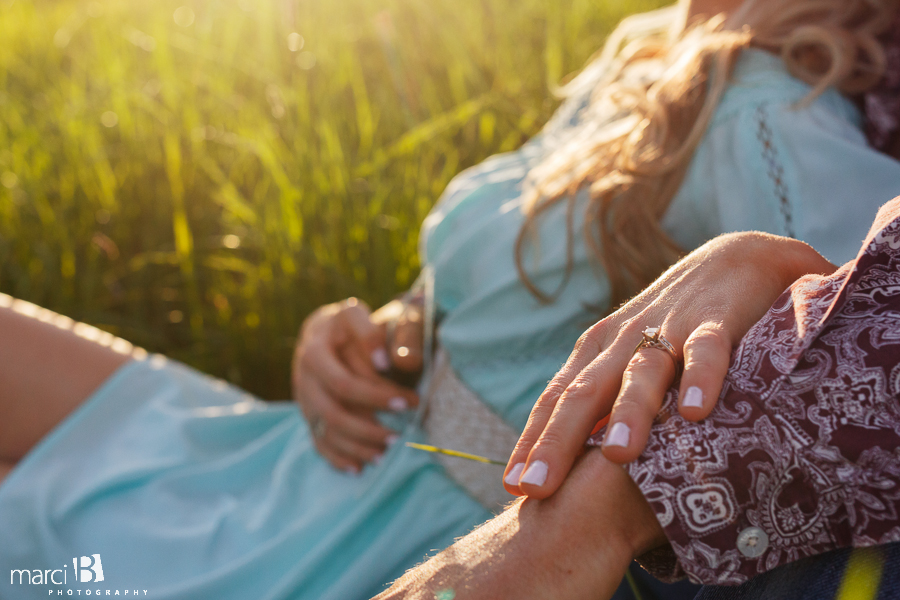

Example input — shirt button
[736,527,769,558]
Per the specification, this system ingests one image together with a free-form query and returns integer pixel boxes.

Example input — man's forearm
[375,449,665,600]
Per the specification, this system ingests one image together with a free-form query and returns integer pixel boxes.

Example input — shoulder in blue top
[419,48,900,431]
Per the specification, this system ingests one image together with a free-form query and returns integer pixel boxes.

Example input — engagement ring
[633,326,682,376]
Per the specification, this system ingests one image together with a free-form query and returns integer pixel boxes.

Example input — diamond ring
[633,326,682,376]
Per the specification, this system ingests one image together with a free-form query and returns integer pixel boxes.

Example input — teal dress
[1,50,898,600]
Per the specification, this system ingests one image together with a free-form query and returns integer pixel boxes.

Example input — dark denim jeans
[611,563,701,600]
[611,543,900,600]
[694,543,900,600]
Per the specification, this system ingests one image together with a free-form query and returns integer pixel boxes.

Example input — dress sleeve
[666,91,900,266]
[590,198,900,585]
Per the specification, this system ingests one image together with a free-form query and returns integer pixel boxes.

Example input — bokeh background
[0,0,665,398]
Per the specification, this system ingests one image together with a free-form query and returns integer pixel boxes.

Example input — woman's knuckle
[313,304,339,323]
[541,380,569,402]
[365,430,385,445]
[613,395,645,416]
[695,319,727,336]
[330,378,354,398]
[572,333,593,356]
[321,413,339,429]
[684,356,717,374]
[583,321,607,344]
[614,318,645,346]
[297,346,319,369]
[528,400,557,425]
[341,438,363,456]
[571,334,588,354]
[629,350,665,371]
[512,434,536,456]
[618,316,637,333]
[564,375,602,401]
[685,347,724,365]
[689,326,730,350]
[318,401,340,421]
[354,418,376,436]
[533,429,566,452]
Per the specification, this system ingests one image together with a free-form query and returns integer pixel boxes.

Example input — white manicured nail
[504,462,525,486]
[388,397,408,412]
[683,386,704,409]
[371,347,391,372]
[604,422,630,448]
[386,434,399,447]
[520,460,549,486]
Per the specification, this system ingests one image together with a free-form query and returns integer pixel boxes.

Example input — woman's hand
[292,297,423,472]
[503,232,836,499]
[370,297,426,382]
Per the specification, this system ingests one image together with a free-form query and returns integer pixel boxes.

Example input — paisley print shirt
[589,197,900,585]
[865,15,900,152]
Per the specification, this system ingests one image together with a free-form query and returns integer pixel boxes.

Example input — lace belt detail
[422,351,519,513]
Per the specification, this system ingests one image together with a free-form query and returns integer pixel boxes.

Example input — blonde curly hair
[517,0,899,307]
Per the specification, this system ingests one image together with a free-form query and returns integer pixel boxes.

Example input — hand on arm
[504,232,836,498]
[374,448,665,600]
[292,296,423,472]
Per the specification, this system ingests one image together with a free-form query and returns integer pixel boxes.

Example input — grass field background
[0,0,665,398]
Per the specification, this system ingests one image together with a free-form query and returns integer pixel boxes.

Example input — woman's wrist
[569,449,668,558]
[520,447,668,565]
[771,237,837,288]
[716,232,837,290]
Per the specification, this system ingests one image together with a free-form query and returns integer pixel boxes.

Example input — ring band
[311,416,327,439]
[634,326,682,376]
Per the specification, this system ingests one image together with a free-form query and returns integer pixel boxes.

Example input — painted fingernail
[683,386,704,409]
[345,465,360,475]
[371,347,391,372]
[604,422,631,448]
[520,460,549,486]
[386,434,399,447]
[373,454,384,465]
[388,396,408,412]
[504,462,526,486]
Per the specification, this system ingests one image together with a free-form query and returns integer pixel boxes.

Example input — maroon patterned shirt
[589,198,900,585]
[866,15,900,151]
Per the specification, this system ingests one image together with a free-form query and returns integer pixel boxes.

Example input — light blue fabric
[1,49,899,600]
[424,49,900,431]
[0,357,485,599]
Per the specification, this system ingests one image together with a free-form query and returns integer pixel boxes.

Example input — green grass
[0,0,666,398]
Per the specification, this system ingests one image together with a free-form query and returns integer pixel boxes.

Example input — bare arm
[374,448,664,600]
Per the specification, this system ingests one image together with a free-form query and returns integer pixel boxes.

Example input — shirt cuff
[591,378,900,586]
[587,199,900,585]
